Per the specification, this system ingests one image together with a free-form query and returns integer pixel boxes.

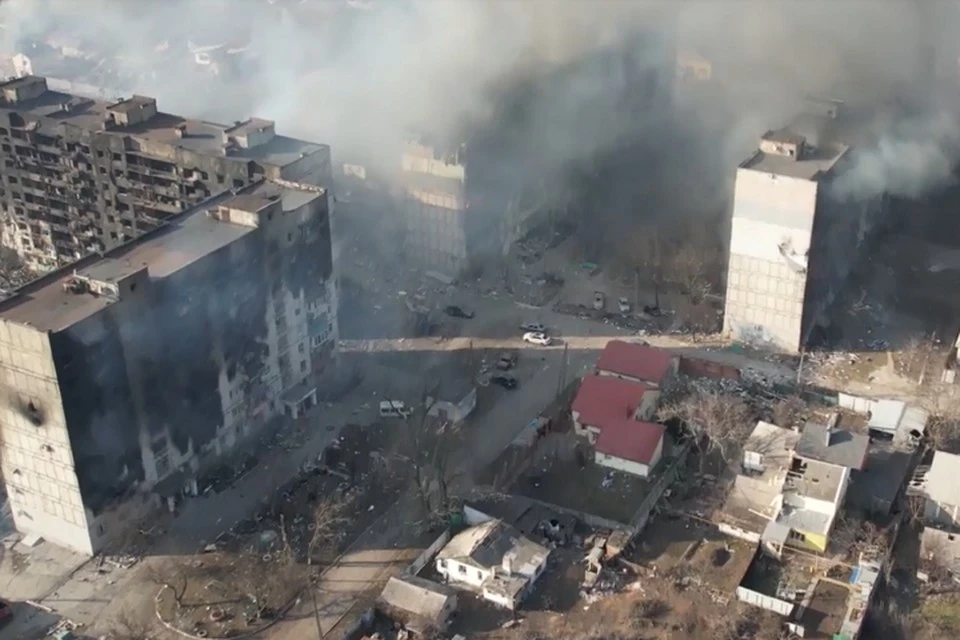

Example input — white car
[618,297,631,313]
[523,331,552,346]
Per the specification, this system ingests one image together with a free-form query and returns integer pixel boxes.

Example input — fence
[406,529,451,577]
[679,356,741,381]
[736,586,796,617]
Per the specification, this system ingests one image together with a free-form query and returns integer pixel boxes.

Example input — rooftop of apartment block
[0,76,327,169]
[739,112,849,181]
[0,179,321,333]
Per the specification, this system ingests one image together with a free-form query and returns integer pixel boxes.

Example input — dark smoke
[1,1,958,215]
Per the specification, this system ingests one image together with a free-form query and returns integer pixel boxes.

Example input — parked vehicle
[443,305,475,319]
[0,600,11,625]
[523,331,552,346]
[520,322,547,333]
[593,291,605,310]
[618,297,631,313]
[379,400,411,419]
[496,352,519,370]
[490,374,518,390]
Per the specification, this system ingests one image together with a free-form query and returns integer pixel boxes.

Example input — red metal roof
[595,420,665,465]
[571,375,649,429]
[595,340,674,385]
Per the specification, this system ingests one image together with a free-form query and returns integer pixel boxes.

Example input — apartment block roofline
[0,75,329,167]
[0,178,325,331]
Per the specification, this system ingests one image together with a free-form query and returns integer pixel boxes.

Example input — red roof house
[595,340,676,388]
[570,375,659,444]
[594,420,666,477]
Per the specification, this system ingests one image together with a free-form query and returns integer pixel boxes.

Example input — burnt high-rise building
[0,178,337,554]
[0,75,332,272]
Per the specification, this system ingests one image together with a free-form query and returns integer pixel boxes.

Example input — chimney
[502,551,514,576]
[824,413,840,446]
[175,123,187,139]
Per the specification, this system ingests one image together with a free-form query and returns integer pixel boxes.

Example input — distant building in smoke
[723,102,886,353]
[0,178,338,554]
[398,136,540,277]
[0,75,332,272]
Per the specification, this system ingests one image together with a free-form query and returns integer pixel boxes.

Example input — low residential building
[594,419,666,478]
[378,574,458,633]
[719,419,868,553]
[920,450,960,528]
[594,340,677,388]
[435,518,549,610]
[426,376,477,424]
[0,178,337,554]
[920,526,960,578]
[570,375,658,444]
[719,422,798,544]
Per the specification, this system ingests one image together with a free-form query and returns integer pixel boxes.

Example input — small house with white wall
[594,340,678,388]
[920,450,960,529]
[594,420,666,478]
[435,518,549,610]
[719,418,868,554]
[571,375,658,444]
[378,574,459,632]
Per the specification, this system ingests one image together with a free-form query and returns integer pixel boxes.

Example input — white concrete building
[0,178,337,554]
[724,111,885,353]
[435,518,549,610]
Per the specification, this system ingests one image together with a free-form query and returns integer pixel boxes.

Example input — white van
[379,400,411,419]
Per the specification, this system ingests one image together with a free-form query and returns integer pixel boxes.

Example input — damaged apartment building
[0,178,337,554]
[0,74,332,272]
[723,100,887,353]
[399,136,535,277]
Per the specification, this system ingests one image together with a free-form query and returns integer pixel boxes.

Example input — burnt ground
[153,421,411,638]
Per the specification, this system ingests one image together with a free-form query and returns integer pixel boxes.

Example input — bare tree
[670,244,711,304]
[916,386,960,452]
[657,388,756,468]
[830,513,892,561]
[107,608,154,640]
[305,495,350,639]
[401,402,462,523]
[771,395,807,430]
[143,563,188,609]
[622,222,665,309]
[305,495,350,566]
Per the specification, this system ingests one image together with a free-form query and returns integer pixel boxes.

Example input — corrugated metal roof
[595,340,674,385]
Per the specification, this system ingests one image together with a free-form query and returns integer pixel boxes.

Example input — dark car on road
[444,305,475,319]
[496,352,518,370]
[490,374,518,390]
[520,321,547,333]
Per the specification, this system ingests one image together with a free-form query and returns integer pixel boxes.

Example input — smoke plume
[0,0,958,202]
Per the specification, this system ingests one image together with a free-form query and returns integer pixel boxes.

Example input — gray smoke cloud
[0,0,957,202]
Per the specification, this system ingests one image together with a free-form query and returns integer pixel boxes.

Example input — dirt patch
[154,550,303,638]
[155,423,411,638]
[511,434,651,524]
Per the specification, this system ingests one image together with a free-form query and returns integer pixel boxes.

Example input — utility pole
[556,343,569,400]
[634,268,641,310]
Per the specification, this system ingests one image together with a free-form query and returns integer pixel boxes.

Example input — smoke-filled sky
[1,0,959,201]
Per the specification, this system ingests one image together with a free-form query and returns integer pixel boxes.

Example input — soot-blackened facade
[0,178,337,554]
